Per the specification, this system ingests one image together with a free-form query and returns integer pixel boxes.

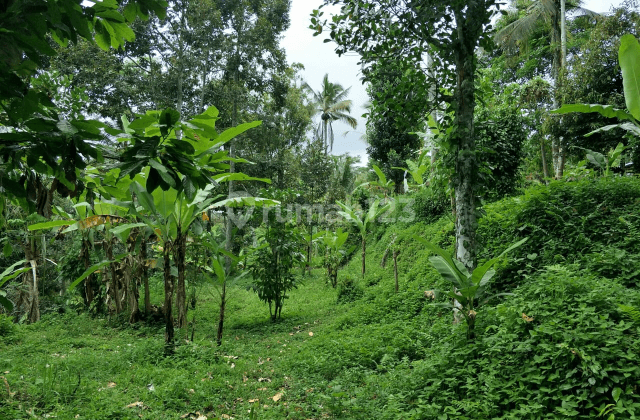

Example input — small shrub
[336,275,363,304]
[0,313,17,342]
[410,188,450,224]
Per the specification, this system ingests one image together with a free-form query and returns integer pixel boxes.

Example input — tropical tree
[494,0,597,178]
[312,0,499,276]
[302,74,357,154]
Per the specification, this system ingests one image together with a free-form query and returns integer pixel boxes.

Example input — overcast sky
[281,0,627,166]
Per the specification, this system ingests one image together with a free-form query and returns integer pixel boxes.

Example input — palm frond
[495,10,544,51]
[329,99,354,114]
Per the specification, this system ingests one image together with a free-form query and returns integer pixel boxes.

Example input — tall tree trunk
[361,236,366,279]
[453,12,478,274]
[127,235,140,323]
[560,0,567,69]
[451,7,483,329]
[175,228,187,329]
[541,138,550,179]
[163,247,175,350]
[105,235,121,314]
[551,9,565,179]
[80,235,94,307]
[17,241,40,324]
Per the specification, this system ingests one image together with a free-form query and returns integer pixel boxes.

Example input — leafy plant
[414,235,528,339]
[356,164,395,197]
[553,34,640,142]
[578,142,629,176]
[249,214,304,321]
[319,228,354,288]
[338,198,391,278]
[0,260,30,312]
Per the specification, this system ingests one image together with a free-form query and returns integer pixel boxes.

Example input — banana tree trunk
[361,236,366,279]
[175,228,187,329]
[17,241,40,324]
[80,235,94,307]
[216,281,226,346]
[105,236,121,314]
[163,246,175,349]
[126,236,140,323]
[140,236,151,316]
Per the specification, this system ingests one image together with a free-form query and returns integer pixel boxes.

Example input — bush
[336,275,363,304]
[478,176,640,290]
[410,187,450,224]
[382,266,640,419]
[0,313,18,343]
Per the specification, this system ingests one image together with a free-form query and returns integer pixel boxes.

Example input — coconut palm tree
[495,0,597,178]
[303,74,357,154]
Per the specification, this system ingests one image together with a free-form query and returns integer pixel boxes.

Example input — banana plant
[338,199,391,278]
[392,149,430,191]
[414,235,528,339]
[0,260,31,312]
[356,165,395,197]
[318,228,355,288]
[552,34,640,145]
[199,236,247,346]
[577,142,629,176]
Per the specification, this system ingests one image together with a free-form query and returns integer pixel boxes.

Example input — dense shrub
[478,176,640,289]
[409,187,450,224]
[336,275,363,304]
[381,267,640,419]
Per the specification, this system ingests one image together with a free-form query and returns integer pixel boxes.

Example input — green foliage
[475,106,527,199]
[410,187,450,224]
[0,314,18,342]
[249,215,304,321]
[414,235,527,339]
[335,275,362,304]
[378,267,640,420]
[319,228,352,288]
[478,177,640,288]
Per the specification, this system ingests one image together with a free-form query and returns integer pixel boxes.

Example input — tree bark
[541,138,550,179]
[80,235,94,307]
[453,10,479,274]
[127,235,140,323]
[105,236,121,314]
[175,227,187,329]
[140,236,151,316]
[17,241,40,324]
[163,247,175,350]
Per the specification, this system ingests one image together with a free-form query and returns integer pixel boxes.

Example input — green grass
[0,272,350,419]
[3,177,640,419]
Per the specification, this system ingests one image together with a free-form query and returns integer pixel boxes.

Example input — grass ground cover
[2,177,640,419]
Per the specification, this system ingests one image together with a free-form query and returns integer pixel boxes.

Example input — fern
[618,304,640,326]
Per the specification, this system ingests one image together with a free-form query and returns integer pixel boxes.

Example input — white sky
[281,0,626,166]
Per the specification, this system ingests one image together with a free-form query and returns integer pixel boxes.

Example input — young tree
[249,211,304,321]
[337,199,390,278]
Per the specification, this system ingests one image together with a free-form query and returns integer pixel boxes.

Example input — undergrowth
[2,176,640,419]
